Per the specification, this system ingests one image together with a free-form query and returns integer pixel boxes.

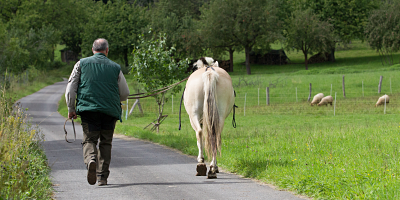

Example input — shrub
[0,87,53,199]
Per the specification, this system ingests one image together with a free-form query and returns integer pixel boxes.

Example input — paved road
[18,80,305,200]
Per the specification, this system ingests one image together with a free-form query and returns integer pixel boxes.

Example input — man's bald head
[92,38,109,51]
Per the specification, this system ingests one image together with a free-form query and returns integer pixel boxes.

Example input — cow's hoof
[196,163,207,176]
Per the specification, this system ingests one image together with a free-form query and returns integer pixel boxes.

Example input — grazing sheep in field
[375,94,389,107]
[310,93,324,106]
[318,96,333,106]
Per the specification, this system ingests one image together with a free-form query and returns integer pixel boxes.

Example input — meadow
[57,40,400,199]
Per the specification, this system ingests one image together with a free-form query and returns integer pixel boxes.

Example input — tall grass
[0,87,53,199]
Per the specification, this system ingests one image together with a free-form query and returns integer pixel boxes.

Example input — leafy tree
[148,0,206,59]
[284,9,334,70]
[0,0,61,73]
[131,31,188,132]
[308,0,378,61]
[199,0,281,75]
[199,0,240,72]
[82,0,148,69]
[365,1,400,65]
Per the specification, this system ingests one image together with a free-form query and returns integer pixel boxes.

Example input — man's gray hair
[92,38,109,51]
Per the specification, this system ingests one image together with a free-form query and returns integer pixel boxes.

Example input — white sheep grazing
[375,94,390,107]
[310,93,324,106]
[318,96,333,106]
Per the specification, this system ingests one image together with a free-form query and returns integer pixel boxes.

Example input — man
[65,38,130,186]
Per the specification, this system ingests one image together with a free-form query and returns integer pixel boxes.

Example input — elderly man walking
[65,38,130,186]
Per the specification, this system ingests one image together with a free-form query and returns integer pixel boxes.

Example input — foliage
[284,9,334,70]
[82,0,148,68]
[131,31,188,131]
[148,0,206,59]
[302,0,379,61]
[199,0,241,72]
[0,0,67,73]
[0,87,53,199]
[365,1,400,65]
[200,0,282,75]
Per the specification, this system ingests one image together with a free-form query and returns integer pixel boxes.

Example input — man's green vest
[76,53,122,121]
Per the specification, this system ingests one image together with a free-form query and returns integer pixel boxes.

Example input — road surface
[18,80,305,200]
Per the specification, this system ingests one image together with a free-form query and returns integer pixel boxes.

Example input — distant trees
[148,0,206,59]
[82,0,148,69]
[200,0,282,75]
[365,1,400,65]
[284,9,334,70]
[0,0,62,73]
[309,0,378,61]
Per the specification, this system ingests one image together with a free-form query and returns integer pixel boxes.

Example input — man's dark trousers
[80,111,117,181]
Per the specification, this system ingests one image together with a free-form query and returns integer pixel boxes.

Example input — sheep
[310,93,324,106]
[375,94,389,107]
[318,96,333,106]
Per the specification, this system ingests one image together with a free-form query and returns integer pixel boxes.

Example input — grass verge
[0,87,53,199]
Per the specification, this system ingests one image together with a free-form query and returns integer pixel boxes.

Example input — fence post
[125,99,129,120]
[172,95,173,114]
[342,76,346,98]
[378,76,383,94]
[267,87,270,105]
[330,84,332,96]
[334,92,337,116]
[362,81,364,97]
[308,83,312,101]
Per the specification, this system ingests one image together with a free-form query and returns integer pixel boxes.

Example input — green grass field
[58,40,400,199]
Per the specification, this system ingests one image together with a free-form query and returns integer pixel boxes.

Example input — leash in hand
[64,118,76,143]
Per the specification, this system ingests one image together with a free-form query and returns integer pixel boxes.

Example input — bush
[0,88,53,199]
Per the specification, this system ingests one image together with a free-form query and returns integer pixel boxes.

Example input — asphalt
[17,80,306,200]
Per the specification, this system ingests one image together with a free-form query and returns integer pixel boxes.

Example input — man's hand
[68,111,77,119]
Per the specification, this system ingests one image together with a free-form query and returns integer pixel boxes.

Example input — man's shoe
[98,179,107,186]
[87,160,96,185]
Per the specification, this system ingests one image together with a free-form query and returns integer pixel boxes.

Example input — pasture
[56,40,400,199]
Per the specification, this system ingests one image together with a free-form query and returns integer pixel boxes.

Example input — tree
[284,9,334,70]
[82,0,148,68]
[200,0,281,75]
[199,1,240,72]
[131,32,189,132]
[0,0,61,73]
[309,0,378,61]
[365,1,400,65]
[148,0,206,59]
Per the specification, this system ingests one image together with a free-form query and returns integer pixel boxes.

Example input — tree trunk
[304,53,308,70]
[329,47,336,62]
[51,45,55,62]
[229,48,234,72]
[245,47,251,75]
[124,48,129,68]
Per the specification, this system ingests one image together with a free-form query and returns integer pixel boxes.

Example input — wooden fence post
[378,76,383,94]
[267,87,270,105]
[308,83,312,101]
[342,75,346,98]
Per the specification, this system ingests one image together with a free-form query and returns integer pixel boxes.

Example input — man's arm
[118,70,130,101]
[65,61,81,119]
